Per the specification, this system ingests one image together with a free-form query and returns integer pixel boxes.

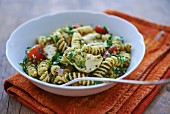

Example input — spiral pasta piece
[71,32,82,48]
[51,65,60,76]
[93,55,128,77]
[39,71,51,82]
[101,34,110,42]
[61,32,72,46]
[72,26,93,35]
[108,69,120,78]
[81,44,106,55]
[119,52,131,67]
[36,36,47,46]
[27,64,37,77]
[36,35,54,46]
[53,72,95,86]
[115,43,131,53]
[110,56,123,67]
[112,40,122,45]
[52,31,68,53]
[38,60,51,82]
[93,57,113,78]
[60,56,70,66]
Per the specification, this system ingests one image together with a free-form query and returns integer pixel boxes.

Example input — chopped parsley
[66,75,71,81]
[26,47,31,53]
[50,75,55,83]
[67,25,73,30]
[112,54,130,63]
[94,81,103,85]
[103,26,108,32]
[112,67,127,75]
[19,56,29,73]
[53,34,59,44]
[52,50,62,65]
[34,75,40,80]
[61,26,74,35]
[107,34,113,48]
[65,52,76,63]
[38,47,47,57]
[75,60,86,68]
[113,36,124,44]
[66,30,74,35]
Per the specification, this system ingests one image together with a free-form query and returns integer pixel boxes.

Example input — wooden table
[1,0,170,113]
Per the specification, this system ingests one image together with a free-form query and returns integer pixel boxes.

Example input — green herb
[113,36,124,44]
[52,50,62,65]
[120,36,124,44]
[38,47,43,53]
[107,34,113,48]
[78,51,81,55]
[66,30,74,35]
[61,26,74,35]
[66,75,71,81]
[75,60,86,68]
[118,56,125,62]
[113,55,125,62]
[94,81,103,85]
[103,26,108,32]
[38,48,47,57]
[26,47,31,53]
[54,35,59,44]
[112,67,127,74]
[34,75,40,80]
[19,56,29,73]
[47,36,53,41]
[50,75,55,83]
[67,25,73,30]
[66,52,76,63]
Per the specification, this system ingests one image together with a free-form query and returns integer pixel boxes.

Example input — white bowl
[6,11,145,96]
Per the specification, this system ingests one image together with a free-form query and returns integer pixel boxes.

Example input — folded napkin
[4,10,170,114]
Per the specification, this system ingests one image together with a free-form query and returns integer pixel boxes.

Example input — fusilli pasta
[20,24,132,86]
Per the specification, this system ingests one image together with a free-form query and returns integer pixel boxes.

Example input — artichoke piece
[64,48,103,73]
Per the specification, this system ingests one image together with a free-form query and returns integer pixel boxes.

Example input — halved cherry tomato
[27,45,46,63]
[94,26,108,34]
[108,45,117,54]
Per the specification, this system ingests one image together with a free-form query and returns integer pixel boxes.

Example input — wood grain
[0,0,170,114]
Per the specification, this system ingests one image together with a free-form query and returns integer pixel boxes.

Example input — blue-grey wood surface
[0,0,170,114]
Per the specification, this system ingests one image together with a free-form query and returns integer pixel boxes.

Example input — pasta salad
[20,24,131,86]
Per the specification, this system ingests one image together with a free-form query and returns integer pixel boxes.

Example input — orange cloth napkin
[4,10,170,114]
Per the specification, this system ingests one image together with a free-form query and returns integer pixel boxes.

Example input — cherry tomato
[27,45,46,63]
[108,45,117,54]
[94,26,108,34]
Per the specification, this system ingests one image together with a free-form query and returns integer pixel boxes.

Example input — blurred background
[0,0,170,114]
[1,0,170,41]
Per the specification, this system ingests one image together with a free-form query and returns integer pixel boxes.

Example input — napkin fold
[4,10,170,114]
